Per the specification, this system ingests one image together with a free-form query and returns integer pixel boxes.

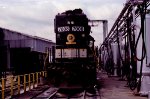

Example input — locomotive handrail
[0,71,47,99]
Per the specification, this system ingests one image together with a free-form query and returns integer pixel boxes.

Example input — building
[0,27,55,77]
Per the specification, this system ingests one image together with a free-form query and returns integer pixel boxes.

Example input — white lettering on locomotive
[57,26,84,32]
[58,26,70,32]
[72,26,84,31]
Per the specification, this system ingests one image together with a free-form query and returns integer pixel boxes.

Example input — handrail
[0,71,47,99]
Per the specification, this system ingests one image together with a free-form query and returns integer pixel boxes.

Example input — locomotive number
[57,26,84,32]
[72,26,84,31]
[58,26,70,32]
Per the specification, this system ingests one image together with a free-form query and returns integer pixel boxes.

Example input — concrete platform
[97,71,147,99]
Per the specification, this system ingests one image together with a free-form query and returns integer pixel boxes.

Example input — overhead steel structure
[99,0,150,96]
[88,20,108,40]
[102,0,150,44]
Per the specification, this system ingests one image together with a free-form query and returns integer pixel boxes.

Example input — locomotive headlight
[67,21,74,24]
[67,21,70,24]
[71,21,74,24]
[81,34,85,37]
[89,41,93,48]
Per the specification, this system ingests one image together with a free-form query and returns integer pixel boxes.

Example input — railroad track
[32,87,101,99]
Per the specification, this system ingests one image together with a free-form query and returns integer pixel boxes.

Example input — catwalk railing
[0,71,47,99]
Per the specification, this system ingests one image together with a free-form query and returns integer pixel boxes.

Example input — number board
[57,26,84,32]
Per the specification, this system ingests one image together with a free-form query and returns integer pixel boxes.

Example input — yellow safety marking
[28,74,31,90]
[32,73,35,88]
[18,76,20,94]
[10,76,14,96]
[0,71,47,99]
[45,72,47,77]
[42,71,44,77]
[36,72,38,84]
[24,75,26,92]
[2,78,5,99]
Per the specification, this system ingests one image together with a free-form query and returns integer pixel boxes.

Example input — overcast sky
[0,0,126,46]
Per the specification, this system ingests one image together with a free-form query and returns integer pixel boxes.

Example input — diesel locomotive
[47,9,97,88]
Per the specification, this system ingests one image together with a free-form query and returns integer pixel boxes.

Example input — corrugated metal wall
[3,29,55,53]
[0,27,55,76]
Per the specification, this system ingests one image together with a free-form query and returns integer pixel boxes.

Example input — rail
[0,71,47,99]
